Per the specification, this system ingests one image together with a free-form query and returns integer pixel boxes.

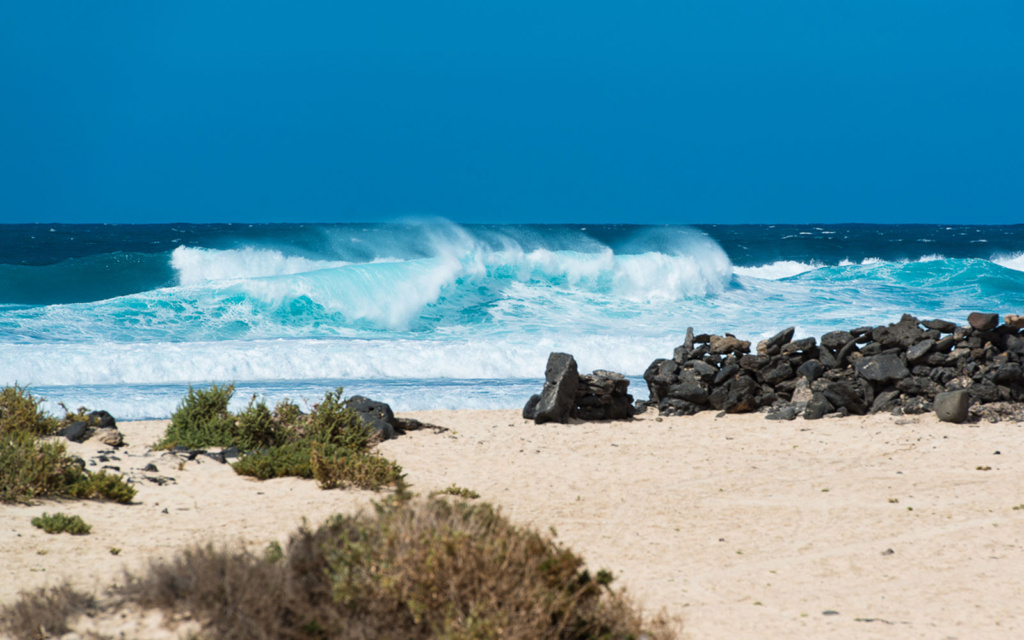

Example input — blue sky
[1,2,1021,225]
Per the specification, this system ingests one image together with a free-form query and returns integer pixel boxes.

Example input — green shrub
[31,512,92,535]
[0,385,59,437]
[0,431,135,505]
[273,398,303,428]
[306,388,372,451]
[311,443,404,490]
[157,384,237,450]
[117,496,675,640]
[232,441,314,480]
[234,395,283,450]
[66,470,137,504]
[0,432,78,504]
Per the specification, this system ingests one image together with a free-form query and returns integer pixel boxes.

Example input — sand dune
[3,410,1023,639]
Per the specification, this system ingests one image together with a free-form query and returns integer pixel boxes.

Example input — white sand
[3,410,1023,639]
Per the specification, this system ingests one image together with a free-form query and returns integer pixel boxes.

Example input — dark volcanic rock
[781,337,816,355]
[719,376,760,413]
[659,398,702,416]
[714,364,740,385]
[532,352,579,424]
[804,393,834,420]
[934,390,970,423]
[854,354,910,384]
[346,395,398,440]
[763,361,794,385]
[821,331,854,351]
[710,335,751,355]
[88,410,116,429]
[577,370,635,420]
[668,380,709,405]
[522,395,541,420]
[922,319,958,333]
[688,360,718,383]
[888,314,925,348]
[906,339,935,363]
[968,312,999,332]
[823,381,868,415]
[766,405,798,421]
[796,359,825,382]
[870,389,901,413]
[59,421,89,443]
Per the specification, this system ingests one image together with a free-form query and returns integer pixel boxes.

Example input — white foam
[733,260,820,280]
[171,246,350,285]
[993,252,1024,272]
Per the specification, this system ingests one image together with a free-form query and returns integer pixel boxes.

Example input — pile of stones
[523,353,635,423]
[643,312,1024,423]
[57,410,125,447]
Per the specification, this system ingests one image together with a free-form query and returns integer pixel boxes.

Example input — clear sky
[1,2,1021,225]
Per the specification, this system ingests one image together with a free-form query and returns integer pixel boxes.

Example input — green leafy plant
[0,384,59,437]
[234,395,282,450]
[306,388,372,450]
[310,444,404,490]
[232,441,314,480]
[32,512,92,535]
[157,384,237,450]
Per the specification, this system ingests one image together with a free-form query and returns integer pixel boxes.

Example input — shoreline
[3,409,1023,639]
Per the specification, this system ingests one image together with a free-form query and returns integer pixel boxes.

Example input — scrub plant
[0,386,136,505]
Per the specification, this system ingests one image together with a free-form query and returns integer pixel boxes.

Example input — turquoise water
[2,221,1022,418]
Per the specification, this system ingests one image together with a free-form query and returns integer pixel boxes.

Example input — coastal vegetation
[31,512,92,535]
[3,492,675,639]
[158,384,404,491]
[0,385,135,505]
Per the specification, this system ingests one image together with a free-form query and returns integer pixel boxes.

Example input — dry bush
[0,583,94,640]
[118,495,676,640]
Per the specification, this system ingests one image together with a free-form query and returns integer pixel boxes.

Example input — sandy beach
[3,409,1023,639]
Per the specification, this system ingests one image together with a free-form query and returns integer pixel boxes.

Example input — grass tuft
[431,484,481,499]
[31,512,92,535]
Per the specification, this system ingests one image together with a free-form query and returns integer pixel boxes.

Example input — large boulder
[346,395,398,440]
[934,390,969,423]
[58,421,89,443]
[531,352,579,424]
[854,354,910,384]
[968,312,999,332]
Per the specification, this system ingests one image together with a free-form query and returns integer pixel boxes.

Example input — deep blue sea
[1,221,1022,419]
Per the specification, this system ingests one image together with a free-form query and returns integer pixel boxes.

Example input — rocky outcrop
[346,395,397,440]
[643,313,1024,422]
[524,354,634,423]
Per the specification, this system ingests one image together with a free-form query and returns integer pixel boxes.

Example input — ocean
[1,221,1022,420]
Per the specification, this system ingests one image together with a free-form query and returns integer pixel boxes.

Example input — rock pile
[523,353,635,423]
[643,313,1024,423]
[57,410,125,447]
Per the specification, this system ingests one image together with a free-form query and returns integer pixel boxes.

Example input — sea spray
[2,221,1023,416]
